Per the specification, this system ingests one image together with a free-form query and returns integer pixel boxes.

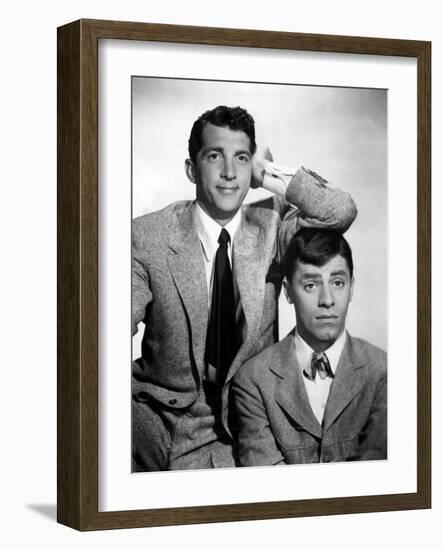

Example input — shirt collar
[194,201,242,261]
[294,328,347,375]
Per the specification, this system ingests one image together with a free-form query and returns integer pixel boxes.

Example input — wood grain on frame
[57,19,431,531]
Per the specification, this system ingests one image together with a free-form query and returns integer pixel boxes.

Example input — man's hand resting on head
[251,146,274,188]
[251,146,298,196]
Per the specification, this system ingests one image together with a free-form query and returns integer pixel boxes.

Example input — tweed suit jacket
[132,169,357,436]
[232,331,387,464]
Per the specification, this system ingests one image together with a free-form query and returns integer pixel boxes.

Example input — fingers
[251,145,274,188]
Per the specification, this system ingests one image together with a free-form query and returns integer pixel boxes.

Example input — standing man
[233,228,387,466]
[132,105,357,471]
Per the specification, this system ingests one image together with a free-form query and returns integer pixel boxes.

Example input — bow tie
[303,351,334,381]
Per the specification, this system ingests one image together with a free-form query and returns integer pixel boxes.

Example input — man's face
[284,254,354,351]
[185,123,253,225]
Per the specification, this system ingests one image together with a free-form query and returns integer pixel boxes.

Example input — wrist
[262,161,299,196]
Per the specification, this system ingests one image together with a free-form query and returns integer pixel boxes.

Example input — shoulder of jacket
[350,336,387,376]
[234,337,287,386]
[132,200,192,239]
[243,194,286,223]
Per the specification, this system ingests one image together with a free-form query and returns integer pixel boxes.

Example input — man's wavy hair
[188,105,256,163]
[283,228,354,281]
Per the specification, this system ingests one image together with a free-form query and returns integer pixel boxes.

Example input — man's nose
[220,157,236,180]
[318,285,335,308]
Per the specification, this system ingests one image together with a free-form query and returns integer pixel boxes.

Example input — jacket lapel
[322,335,365,433]
[166,203,208,371]
[224,214,266,385]
[272,334,323,439]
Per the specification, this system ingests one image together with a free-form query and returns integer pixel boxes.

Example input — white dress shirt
[194,202,242,383]
[294,329,347,425]
[194,202,241,310]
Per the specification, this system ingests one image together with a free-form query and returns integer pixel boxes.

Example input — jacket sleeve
[232,365,286,467]
[285,167,357,232]
[275,166,358,259]
[357,375,387,460]
[132,224,153,336]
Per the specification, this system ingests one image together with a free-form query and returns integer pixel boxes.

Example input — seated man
[232,228,387,466]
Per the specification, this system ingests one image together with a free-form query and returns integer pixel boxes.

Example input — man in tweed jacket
[132,105,357,471]
[233,228,387,466]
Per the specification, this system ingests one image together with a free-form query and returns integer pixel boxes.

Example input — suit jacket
[132,169,357,436]
[232,331,387,464]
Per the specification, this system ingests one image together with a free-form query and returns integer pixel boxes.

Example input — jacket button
[169,399,177,405]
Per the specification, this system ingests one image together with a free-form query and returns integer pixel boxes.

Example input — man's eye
[332,279,345,288]
[207,152,221,162]
[304,282,317,291]
[237,154,250,163]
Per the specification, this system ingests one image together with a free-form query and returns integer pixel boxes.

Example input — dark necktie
[303,351,334,381]
[205,228,238,388]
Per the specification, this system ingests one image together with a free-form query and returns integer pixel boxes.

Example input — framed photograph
[57,19,431,530]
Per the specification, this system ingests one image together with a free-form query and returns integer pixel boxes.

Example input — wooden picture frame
[57,18,431,531]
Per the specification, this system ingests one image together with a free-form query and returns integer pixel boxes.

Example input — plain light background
[133,77,387,349]
[0,1,439,549]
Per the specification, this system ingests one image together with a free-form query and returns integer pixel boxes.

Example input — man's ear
[185,158,197,184]
[349,277,355,302]
[282,278,293,304]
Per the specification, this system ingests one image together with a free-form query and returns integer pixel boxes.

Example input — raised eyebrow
[236,149,252,157]
[330,270,349,278]
[301,273,322,281]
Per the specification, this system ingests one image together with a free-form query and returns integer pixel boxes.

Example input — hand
[251,146,274,188]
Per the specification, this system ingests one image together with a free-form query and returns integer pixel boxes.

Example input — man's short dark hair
[188,105,257,163]
[283,228,354,280]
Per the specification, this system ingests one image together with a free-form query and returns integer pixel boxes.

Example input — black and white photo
[131,77,387,472]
